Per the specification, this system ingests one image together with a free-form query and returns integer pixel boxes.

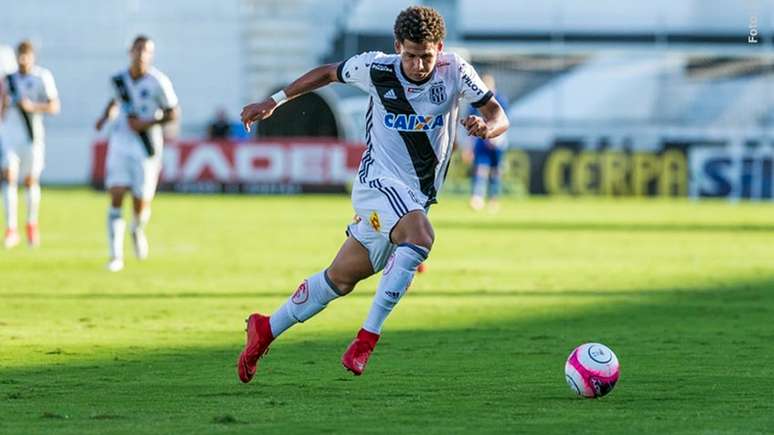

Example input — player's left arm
[19,97,60,115]
[461,97,509,139]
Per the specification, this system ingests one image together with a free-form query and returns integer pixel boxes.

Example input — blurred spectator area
[0,0,772,184]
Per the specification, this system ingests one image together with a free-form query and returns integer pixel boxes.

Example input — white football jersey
[108,67,178,155]
[3,66,58,146]
[337,51,492,206]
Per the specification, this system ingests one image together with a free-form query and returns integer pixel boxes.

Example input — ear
[394,40,402,54]
[437,41,444,52]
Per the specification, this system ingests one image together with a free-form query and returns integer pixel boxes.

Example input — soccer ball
[564,343,620,398]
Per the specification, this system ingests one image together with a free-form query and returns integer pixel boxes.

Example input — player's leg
[106,187,128,271]
[268,236,374,337]
[22,146,44,246]
[130,196,150,260]
[470,152,490,211]
[129,156,160,260]
[104,147,131,271]
[487,149,503,212]
[237,235,375,383]
[22,175,41,246]
[343,180,432,375]
[362,210,432,335]
[1,152,20,249]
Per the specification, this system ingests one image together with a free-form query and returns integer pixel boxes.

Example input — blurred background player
[466,74,509,212]
[95,35,179,272]
[0,41,60,248]
[236,5,509,382]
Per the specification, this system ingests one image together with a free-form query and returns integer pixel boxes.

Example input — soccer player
[237,6,509,381]
[1,41,60,249]
[94,35,179,272]
[467,74,509,211]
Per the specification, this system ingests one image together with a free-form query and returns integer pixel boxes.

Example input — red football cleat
[341,328,380,376]
[26,223,39,247]
[237,313,274,383]
[416,262,427,273]
[4,228,20,249]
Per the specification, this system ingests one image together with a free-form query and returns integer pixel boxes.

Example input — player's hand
[241,100,277,132]
[461,115,489,139]
[95,117,107,132]
[127,116,151,133]
[18,98,35,113]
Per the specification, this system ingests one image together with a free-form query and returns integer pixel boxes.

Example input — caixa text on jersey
[383,113,444,132]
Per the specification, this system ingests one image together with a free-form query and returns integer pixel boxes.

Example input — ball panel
[564,358,594,397]
[565,343,621,398]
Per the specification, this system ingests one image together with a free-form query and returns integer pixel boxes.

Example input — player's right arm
[240,63,340,131]
[95,99,118,131]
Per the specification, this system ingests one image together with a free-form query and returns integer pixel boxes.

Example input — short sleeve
[456,57,492,108]
[41,69,58,101]
[336,51,383,91]
[156,73,178,109]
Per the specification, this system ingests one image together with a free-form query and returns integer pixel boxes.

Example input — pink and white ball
[565,343,620,398]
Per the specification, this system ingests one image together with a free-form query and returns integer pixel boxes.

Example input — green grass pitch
[1,189,773,434]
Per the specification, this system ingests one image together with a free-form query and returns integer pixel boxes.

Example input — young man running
[237,6,509,381]
[1,41,60,248]
[95,35,179,272]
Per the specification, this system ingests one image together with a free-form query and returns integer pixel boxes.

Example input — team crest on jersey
[429,82,447,105]
[383,113,444,132]
[369,211,381,232]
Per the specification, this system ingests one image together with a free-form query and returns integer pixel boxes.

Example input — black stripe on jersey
[371,179,405,217]
[359,99,375,183]
[112,74,155,157]
[472,90,494,108]
[6,75,35,142]
[370,64,439,205]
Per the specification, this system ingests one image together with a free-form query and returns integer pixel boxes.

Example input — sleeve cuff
[472,90,494,108]
[336,61,346,83]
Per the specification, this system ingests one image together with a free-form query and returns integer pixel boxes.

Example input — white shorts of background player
[105,135,161,201]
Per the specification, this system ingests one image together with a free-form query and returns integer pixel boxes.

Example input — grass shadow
[1,279,773,434]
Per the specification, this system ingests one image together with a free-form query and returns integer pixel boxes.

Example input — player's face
[396,39,443,82]
[17,51,35,72]
[130,40,155,71]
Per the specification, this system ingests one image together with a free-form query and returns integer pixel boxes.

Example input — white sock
[107,206,125,259]
[363,243,428,334]
[26,184,41,224]
[269,270,342,338]
[132,208,151,233]
[2,181,18,231]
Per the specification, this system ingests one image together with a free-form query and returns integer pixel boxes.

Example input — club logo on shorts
[369,211,381,232]
[291,281,309,304]
[429,82,447,105]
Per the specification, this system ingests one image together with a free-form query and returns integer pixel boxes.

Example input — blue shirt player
[468,74,508,211]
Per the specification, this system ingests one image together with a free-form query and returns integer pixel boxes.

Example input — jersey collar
[399,63,434,86]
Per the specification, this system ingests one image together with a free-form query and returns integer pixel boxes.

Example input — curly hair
[394,6,446,44]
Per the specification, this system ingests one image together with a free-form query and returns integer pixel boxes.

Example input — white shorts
[346,177,426,272]
[0,139,44,180]
[105,141,161,201]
